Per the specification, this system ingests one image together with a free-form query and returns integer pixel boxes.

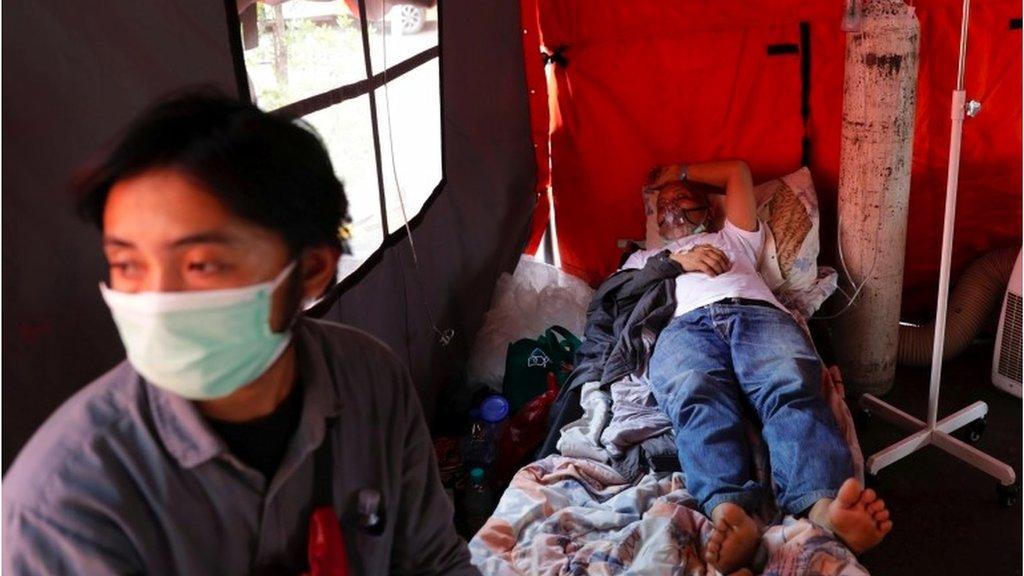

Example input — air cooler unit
[992,249,1022,397]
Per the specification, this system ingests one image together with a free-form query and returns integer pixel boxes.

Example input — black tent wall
[2,1,240,470]
[2,0,535,470]
[315,0,537,423]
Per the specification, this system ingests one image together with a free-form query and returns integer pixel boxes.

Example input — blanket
[469,456,869,576]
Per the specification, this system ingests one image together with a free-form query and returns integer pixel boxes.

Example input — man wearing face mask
[3,92,480,576]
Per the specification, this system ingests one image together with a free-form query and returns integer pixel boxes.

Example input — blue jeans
[649,301,852,517]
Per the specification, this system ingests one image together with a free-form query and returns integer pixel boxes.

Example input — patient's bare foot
[809,478,893,553]
[705,502,760,574]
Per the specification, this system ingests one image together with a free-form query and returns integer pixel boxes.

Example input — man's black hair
[75,89,347,254]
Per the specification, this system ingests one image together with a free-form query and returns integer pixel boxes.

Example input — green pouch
[502,325,582,415]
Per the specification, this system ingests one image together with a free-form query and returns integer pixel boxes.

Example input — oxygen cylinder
[833,0,920,396]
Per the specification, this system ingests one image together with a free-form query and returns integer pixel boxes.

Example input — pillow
[756,168,839,316]
[754,167,820,297]
[641,166,834,315]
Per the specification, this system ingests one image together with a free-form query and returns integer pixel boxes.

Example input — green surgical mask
[100,262,297,400]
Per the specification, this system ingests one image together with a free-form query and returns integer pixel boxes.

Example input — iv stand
[858,0,1018,501]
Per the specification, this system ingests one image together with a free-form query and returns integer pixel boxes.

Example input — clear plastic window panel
[301,96,384,279]
[242,1,368,109]
[364,0,438,73]
[374,59,442,234]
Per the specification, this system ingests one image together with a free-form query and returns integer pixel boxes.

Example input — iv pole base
[859,394,1016,487]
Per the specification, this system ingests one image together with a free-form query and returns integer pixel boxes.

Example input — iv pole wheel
[854,407,873,431]
[996,479,1020,507]
[953,417,987,445]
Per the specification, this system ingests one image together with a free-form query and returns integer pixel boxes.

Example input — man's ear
[299,245,341,301]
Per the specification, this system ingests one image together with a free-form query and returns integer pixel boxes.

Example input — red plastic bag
[493,373,560,486]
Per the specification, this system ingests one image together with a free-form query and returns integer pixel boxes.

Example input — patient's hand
[672,245,732,277]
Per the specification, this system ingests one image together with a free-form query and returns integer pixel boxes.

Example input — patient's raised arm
[686,160,757,232]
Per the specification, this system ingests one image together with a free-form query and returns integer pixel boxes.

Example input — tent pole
[857,0,1016,491]
[543,186,561,268]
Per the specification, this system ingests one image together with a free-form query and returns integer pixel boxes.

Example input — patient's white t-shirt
[620,219,785,317]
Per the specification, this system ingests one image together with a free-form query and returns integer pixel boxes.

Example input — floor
[853,340,1022,574]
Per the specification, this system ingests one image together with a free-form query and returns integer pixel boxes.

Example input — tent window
[236,0,442,280]
[302,96,384,268]
[241,2,367,108]
[374,60,442,234]
[367,9,435,73]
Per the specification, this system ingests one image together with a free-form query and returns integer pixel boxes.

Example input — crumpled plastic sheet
[467,256,594,389]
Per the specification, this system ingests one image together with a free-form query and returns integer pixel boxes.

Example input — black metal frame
[223,0,252,99]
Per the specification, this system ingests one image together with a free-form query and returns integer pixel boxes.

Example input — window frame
[225,0,447,304]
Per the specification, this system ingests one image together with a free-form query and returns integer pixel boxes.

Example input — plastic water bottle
[461,409,489,468]
[462,467,494,536]
[461,395,510,469]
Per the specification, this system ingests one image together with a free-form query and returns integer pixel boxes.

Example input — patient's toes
[835,478,861,508]
[707,537,721,554]
[826,479,891,554]
[860,488,877,505]
[706,529,724,561]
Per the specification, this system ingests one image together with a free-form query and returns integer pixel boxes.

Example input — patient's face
[656,183,710,240]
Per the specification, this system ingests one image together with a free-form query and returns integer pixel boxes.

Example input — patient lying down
[623,160,892,574]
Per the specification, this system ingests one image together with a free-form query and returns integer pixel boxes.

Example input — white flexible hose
[897,248,1017,366]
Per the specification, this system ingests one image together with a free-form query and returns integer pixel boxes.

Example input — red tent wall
[903,2,1022,319]
[523,0,1021,319]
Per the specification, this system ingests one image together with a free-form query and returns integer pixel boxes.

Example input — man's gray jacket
[3,317,479,576]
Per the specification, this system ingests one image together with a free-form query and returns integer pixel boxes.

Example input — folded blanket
[539,251,682,459]
[557,382,612,464]
[557,375,679,480]
[600,374,673,458]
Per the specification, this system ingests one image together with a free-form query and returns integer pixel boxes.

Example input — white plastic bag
[467,256,594,389]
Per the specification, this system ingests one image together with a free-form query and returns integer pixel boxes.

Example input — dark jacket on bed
[538,250,682,465]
